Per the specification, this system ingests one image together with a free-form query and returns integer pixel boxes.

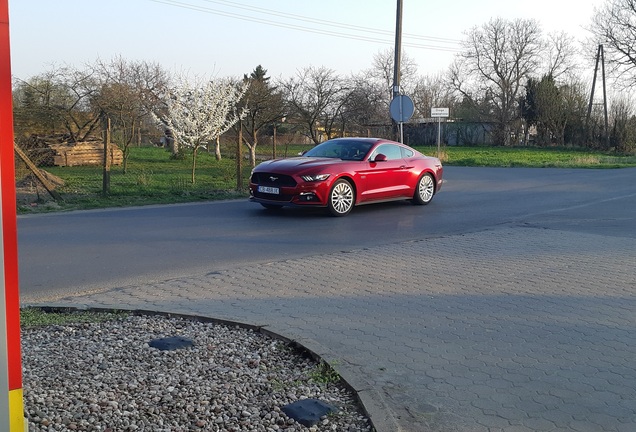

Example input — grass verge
[20,307,129,328]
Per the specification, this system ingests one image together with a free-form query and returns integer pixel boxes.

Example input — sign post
[431,107,449,157]
[0,1,25,431]
[390,95,414,144]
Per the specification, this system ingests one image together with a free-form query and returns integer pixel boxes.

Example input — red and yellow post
[0,0,25,430]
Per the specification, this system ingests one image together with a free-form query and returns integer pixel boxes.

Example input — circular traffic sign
[389,95,415,122]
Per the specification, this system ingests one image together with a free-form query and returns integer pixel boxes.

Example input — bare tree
[239,65,286,166]
[13,65,102,142]
[93,57,170,173]
[281,66,349,144]
[543,31,580,82]
[13,72,68,137]
[449,18,544,145]
[589,0,636,88]
[369,48,419,102]
[412,73,457,120]
[609,95,636,152]
[339,71,388,137]
[152,75,248,183]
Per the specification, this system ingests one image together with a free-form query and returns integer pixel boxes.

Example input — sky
[8,0,607,82]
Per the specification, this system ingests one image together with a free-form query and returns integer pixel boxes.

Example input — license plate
[258,186,280,194]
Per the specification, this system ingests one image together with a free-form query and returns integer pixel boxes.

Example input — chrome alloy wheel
[414,173,435,205]
[328,179,354,216]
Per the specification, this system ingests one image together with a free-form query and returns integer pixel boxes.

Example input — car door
[357,144,410,202]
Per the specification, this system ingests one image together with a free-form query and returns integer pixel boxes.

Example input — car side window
[372,144,403,161]
[401,147,414,158]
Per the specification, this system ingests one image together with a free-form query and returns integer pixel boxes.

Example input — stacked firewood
[18,134,123,167]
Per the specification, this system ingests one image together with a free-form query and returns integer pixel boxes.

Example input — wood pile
[48,141,123,167]
[18,135,123,167]
[18,134,66,166]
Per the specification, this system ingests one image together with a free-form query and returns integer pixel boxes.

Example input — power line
[147,0,461,53]
[202,0,462,45]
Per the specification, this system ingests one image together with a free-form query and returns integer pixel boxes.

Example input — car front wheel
[328,179,354,216]
[412,173,435,205]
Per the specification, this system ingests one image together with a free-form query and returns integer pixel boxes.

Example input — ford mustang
[249,137,443,216]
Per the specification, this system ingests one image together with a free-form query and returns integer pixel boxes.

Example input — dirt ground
[15,171,64,210]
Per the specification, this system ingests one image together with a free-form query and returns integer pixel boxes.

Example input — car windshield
[303,140,374,161]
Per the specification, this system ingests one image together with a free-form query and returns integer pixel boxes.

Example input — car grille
[251,172,297,187]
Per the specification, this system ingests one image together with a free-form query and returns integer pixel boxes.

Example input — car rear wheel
[328,179,354,216]
[412,173,435,205]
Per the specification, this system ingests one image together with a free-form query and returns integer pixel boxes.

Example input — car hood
[255,157,343,173]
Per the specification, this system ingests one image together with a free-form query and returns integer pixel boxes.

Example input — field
[15,143,636,214]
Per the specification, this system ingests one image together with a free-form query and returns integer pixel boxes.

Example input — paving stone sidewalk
[27,227,636,432]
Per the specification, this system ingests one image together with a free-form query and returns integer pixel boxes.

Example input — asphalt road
[18,166,636,300]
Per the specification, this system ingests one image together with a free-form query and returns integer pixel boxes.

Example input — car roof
[327,137,397,145]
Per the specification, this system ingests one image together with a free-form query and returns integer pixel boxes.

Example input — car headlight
[301,174,330,182]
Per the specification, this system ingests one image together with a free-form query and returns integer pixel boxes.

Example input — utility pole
[392,0,403,101]
[391,0,403,141]
[388,0,414,144]
[586,44,609,148]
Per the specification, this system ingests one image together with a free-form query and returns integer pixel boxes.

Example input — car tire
[328,179,354,216]
[261,203,283,210]
[412,173,435,205]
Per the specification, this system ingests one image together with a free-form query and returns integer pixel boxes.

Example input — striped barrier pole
[0,1,25,430]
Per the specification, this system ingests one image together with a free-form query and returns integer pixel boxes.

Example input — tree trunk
[191,147,198,184]
[123,148,129,174]
[250,146,257,167]
[215,136,222,161]
[122,122,137,174]
[236,121,243,189]
[102,117,111,196]
[170,139,178,157]
[252,133,259,163]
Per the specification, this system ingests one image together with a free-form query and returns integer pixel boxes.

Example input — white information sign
[431,107,449,118]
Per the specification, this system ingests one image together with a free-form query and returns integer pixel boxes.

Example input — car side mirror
[372,154,387,162]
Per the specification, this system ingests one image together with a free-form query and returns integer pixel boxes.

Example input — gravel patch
[21,313,373,431]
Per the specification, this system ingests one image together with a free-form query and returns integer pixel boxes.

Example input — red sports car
[249,137,443,216]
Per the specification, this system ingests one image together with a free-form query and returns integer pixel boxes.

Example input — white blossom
[153,74,249,182]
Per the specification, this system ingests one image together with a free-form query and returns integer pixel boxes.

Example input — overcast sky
[9,0,606,81]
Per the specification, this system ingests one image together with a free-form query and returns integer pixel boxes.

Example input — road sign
[431,107,449,118]
[390,95,415,123]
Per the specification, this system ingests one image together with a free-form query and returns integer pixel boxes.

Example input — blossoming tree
[154,75,249,183]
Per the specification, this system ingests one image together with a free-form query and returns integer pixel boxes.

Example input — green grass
[16,144,636,214]
[308,360,342,386]
[20,307,129,328]
[416,145,636,168]
[18,146,255,213]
